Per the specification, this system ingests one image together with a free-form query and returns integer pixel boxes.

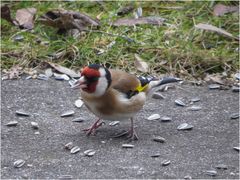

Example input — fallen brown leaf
[134,54,149,73]
[195,23,239,41]
[213,4,239,16]
[112,16,165,26]
[16,8,37,29]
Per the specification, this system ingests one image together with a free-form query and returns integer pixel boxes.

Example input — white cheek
[92,77,108,96]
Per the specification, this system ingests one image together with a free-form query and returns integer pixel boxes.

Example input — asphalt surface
[1,78,239,179]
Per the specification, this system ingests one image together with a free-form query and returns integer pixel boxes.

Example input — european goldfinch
[73,64,180,140]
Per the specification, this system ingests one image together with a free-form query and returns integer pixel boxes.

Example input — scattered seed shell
[152,136,166,143]
[175,99,186,106]
[152,92,165,99]
[230,113,239,119]
[177,123,193,130]
[65,142,74,150]
[31,121,39,129]
[184,175,192,179]
[187,105,202,111]
[14,159,25,168]
[68,79,78,87]
[233,147,240,151]
[160,116,172,122]
[34,131,40,135]
[190,97,200,102]
[5,121,18,127]
[59,175,73,179]
[25,76,32,80]
[232,86,240,92]
[61,110,75,117]
[109,121,120,126]
[147,114,160,121]
[215,164,228,170]
[208,84,220,89]
[205,170,217,176]
[72,117,85,123]
[70,146,80,154]
[16,109,30,116]
[84,149,96,157]
[37,74,49,81]
[151,153,161,158]
[74,99,84,108]
[122,144,134,148]
[13,35,24,41]
[161,160,171,166]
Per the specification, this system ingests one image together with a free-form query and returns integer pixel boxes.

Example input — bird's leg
[83,118,103,136]
[127,117,139,140]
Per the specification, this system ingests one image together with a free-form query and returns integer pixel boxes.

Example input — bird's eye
[85,76,99,83]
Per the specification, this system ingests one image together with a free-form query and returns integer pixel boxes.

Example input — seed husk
[160,116,172,122]
[5,121,18,127]
[61,110,75,117]
[204,170,217,176]
[147,114,160,121]
[230,113,239,119]
[232,86,240,92]
[109,121,120,126]
[184,175,192,179]
[59,175,73,179]
[37,74,49,81]
[161,160,171,166]
[16,109,30,116]
[68,79,78,87]
[152,92,165,99]
[122,144,134,148]
[150,153,161,158]
[65,142,74,150]
[233,147,240,151]
[84,149,96,157]
[208,84,220,89]
[74,99,83,108]
[177,123,193,130]
[187,105,202,111]
[190,97,200,102]
[175,99,186,106]
[13,159,25,168]
[215,164,228,170]
[72,117,85,123]
[152,136,166,143]
[70,146,80,154]
[30,121,39,129]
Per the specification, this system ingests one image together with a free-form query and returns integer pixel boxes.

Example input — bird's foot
[83,119,104,136]
[126,127,139,141]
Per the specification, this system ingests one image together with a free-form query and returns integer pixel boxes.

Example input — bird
[72,64,181,140]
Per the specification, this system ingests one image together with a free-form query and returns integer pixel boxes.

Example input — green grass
[1,1,239,79]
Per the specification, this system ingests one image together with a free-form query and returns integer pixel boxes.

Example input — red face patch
[81,66,100,78]
[81,66,100,93]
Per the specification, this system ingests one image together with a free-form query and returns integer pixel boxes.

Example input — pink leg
[127,118,139,140]
[83,118,103,136]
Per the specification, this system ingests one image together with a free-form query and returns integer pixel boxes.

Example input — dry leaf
[2,65,23,80]
[195,23,239,41]
[16,8,37,29]
[204,74,225,85]
[134,54,149,73]
[213,4,239,16]
[117,5,134,16]
[112,16,165,26]
[39,9,100,32]
[43,62,80,78]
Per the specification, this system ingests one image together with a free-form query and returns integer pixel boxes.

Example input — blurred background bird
[73,64,181,140]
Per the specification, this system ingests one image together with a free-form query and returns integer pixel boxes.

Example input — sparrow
[73,64,181,140]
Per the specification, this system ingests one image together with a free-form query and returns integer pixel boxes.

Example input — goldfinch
[73,64,180,140]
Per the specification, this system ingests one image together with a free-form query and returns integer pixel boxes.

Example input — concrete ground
[1,78,239,179]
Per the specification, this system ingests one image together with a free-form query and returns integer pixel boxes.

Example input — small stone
[109,121,120,126]
[72,117,85,123]
[61,110,75,117]
[208,84,220,89]
[161,160,171,166]
[215,164,228,170]
[16,110,30,116]
[37,74,48,81]
[65,142,74,150]
[150,153,161,158]
[160,116,172,122]
[74,99,84,108]
[230,113,239,119]
[233,147,240,152]
[184,175,192,179]
[31,122,39,129]
[177,123,193,130]
[152,92,165,99]
[13,159,25,168]
[175,99,186,106]
[152,136,166,143]
[122,144,134,148]
[84,149,96,157]
[204,170,217,176]
[147,114,161,121]
[5,121,18,127]
[70,146,80,154]
[232,86,240,92]
[187,105,202,111]
[34,131,40,135]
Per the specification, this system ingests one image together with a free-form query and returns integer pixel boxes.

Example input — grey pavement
[1,78,239,179]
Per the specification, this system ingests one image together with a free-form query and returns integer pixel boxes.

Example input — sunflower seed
[152,92,165,99]
[70,146,80,154]
[13,35,24,41]
[59,175,73,179]
[68,79,78,87]
[30,122,39,129]
[190,97,200,102]
[187,105,202,111]
[72,117,85,123]
[37,74,48,81]
[122,144,134,148]
[232,86,240,92]
[233,147,240,151]
[25,76,32,80]
[74,99,83,108]
[204,170,217,176]
[215,164,228,169]
[208,84,220,89]
[84,149,96,157]
[230,113,239,119]
[61,110,75,117]
[177,123,193,130]
[45,68,53,77]
[13,159,25,168]
[147,114,160,121]
[34,131,40,135]
[152,136,166,143]
[161,160,171,166]
[175,99,186,106]
[151,153,161,158]
[184,175,192,179]
[5,121,18,127]
[16,109,30,116]
[109,121,120,126]
[65,142,74,150]
[235,73,240,80]
[160,116,172,122]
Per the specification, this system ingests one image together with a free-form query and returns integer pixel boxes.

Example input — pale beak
[71,76,87,89]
